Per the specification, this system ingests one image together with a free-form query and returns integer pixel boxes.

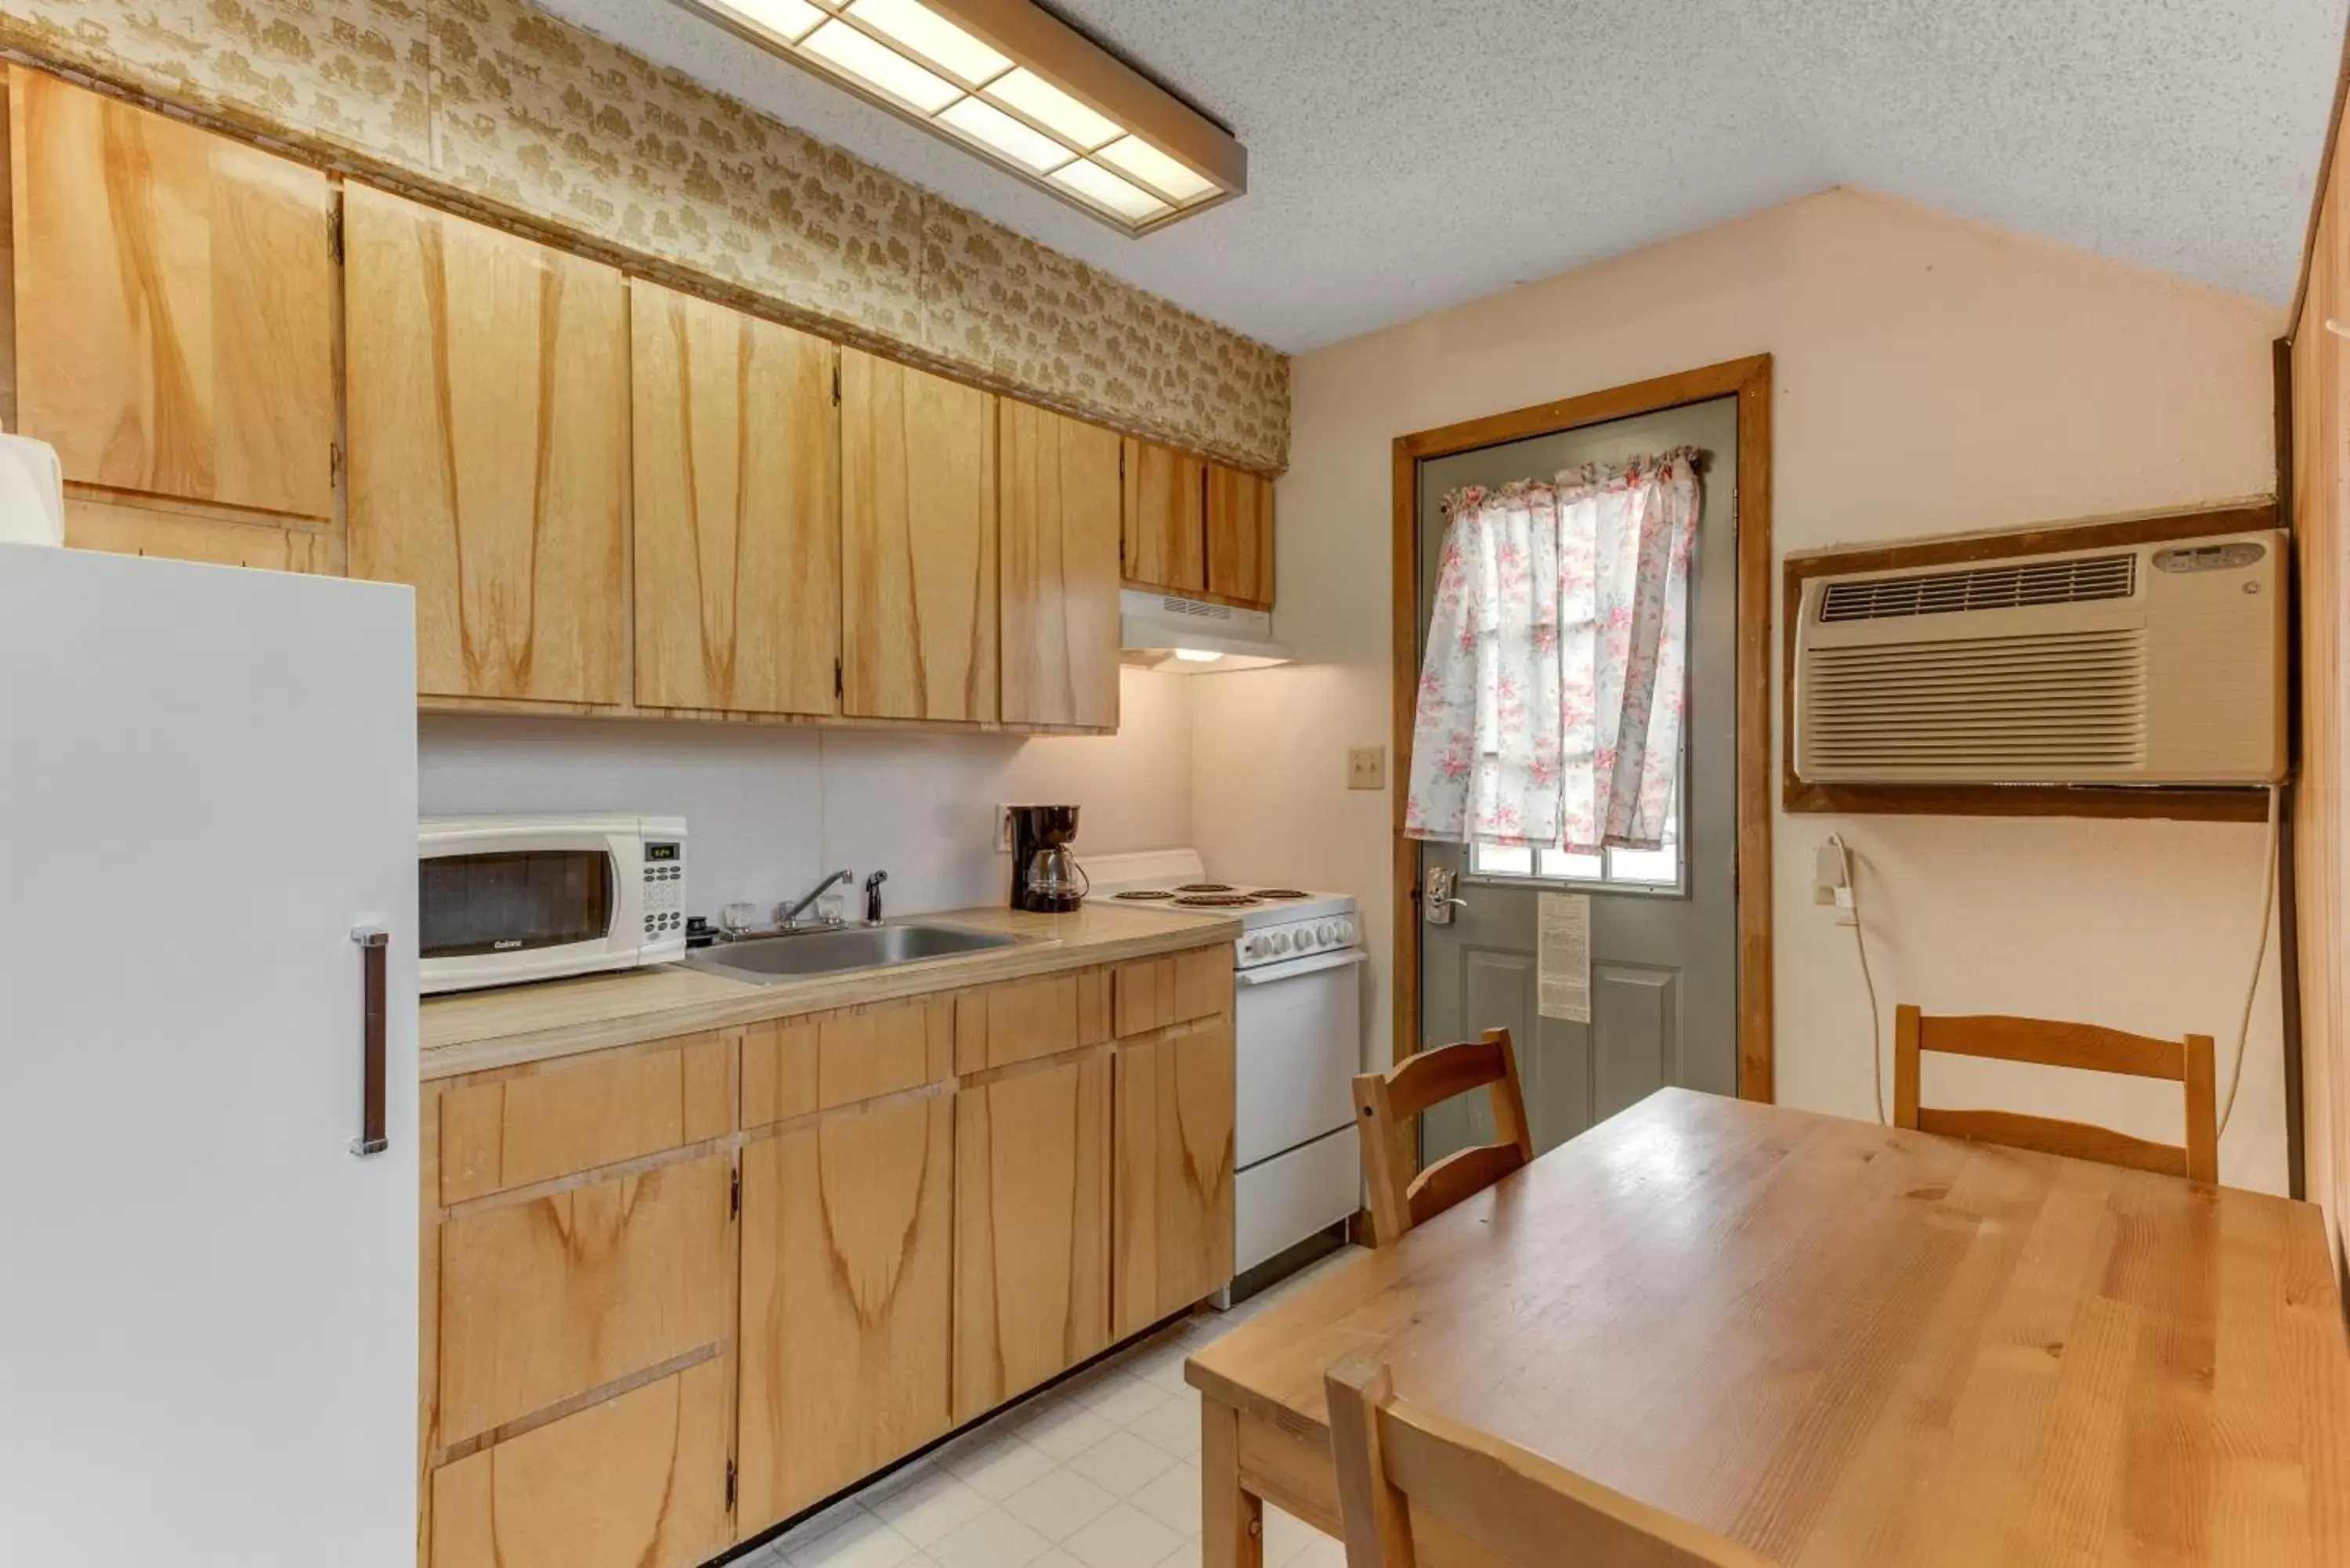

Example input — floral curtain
[1404,447,1702,854]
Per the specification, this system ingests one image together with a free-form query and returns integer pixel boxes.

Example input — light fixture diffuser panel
[670,0,1246,235]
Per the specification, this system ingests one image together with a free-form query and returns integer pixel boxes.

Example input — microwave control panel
[641,840,686,946]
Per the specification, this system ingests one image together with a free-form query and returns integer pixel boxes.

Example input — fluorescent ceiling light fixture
[801,18,961,113]
[847,0,1008,85]
[1171,649,1224,663]
[940,96,1072,172]
[671,0,1246,235]
[1050,158,1166,222]
[985,67,1119,150]
[1094,135,1216,204]
[710,0,826,43]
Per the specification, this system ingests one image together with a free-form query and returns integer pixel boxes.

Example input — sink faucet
[777,869,853,932]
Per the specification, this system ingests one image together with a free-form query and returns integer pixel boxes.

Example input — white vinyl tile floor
[730,1248,1367,1568]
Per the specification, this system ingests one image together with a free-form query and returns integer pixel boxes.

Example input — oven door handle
[1235,948,1369,986]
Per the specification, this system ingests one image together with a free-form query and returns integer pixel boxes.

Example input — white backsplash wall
[419,667,1195,920]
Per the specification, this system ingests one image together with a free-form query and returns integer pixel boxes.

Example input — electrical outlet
[995,805,1015,854]
[1347,746,1386,791]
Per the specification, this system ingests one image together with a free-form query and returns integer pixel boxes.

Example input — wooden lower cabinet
[431,1357,733,1568]
[1113,1021,1238,1339]
[439,1153,736,1446]
[953,1054,1112,1420]
[737,1092,955,1530]
[422,952,1235,1566]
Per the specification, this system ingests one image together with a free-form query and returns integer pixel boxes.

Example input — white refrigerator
[0,542,420,1566]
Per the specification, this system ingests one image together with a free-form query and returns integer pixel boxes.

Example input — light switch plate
[995,805,1015,853]
[1347,746,1386,791]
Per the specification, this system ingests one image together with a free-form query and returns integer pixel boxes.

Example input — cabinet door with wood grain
[430,1357,732,1568]
[343,185,628,704]
[737,1093,953,1530]
[840,349,997,721]
[1001,401,1123,729]
[1206,462,1275,609]
[632,283,838,715]
[953,1056,1111,1419]
[1112,1021,1236,1339]
[10,68,334,519]
[1121,437,1205,594]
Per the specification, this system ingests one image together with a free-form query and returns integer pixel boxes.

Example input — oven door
[418,822,643,993]
[1232,948,1368,1169]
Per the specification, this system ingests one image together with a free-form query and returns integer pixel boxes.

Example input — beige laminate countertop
[419,902,1242,1080]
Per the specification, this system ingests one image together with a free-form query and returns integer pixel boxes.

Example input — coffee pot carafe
[1007,804,1084,913]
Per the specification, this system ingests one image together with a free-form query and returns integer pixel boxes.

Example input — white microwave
[418,815,689,995]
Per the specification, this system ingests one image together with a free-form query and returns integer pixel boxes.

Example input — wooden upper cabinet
[1206,463,1274,609]
[840,349,998,722]
[343,185,628,705]
[1000,401,1123,730]
[10,68,334,518]
[632,284,839,715]
[1121,437,1206,594]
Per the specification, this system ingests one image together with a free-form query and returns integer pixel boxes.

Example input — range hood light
[1120,589,1290,673]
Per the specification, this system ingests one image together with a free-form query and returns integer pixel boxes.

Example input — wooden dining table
[1184,1089,2350,1567]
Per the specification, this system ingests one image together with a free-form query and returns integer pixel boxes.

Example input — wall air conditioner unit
[1794,530,2285,786]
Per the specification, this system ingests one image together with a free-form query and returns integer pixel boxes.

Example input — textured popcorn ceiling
[543,0,2348,351]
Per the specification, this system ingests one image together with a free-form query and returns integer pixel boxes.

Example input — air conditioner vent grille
[1799,629,2147,774]
[1820,554,2136,623]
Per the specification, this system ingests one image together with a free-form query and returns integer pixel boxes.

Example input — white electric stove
[1086,851,1365,1292]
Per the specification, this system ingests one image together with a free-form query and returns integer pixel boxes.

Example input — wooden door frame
[1389,354,1777,1100]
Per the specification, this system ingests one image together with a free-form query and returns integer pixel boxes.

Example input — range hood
[1120,588,1292,672]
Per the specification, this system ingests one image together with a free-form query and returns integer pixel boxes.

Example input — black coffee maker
[1007,804,1085,912]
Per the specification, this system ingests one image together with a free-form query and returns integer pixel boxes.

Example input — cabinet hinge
[834,657,844,700]
[832,359,841,405]
[328,441,343,490]
[729,1165,740,1218]
[725,1458,737,1512]
[327,203,344,264]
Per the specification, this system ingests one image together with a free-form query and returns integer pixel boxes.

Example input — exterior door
[1415,397,1740,1159]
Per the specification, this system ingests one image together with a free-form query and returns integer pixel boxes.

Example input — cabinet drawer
[431,1357,732,1568]
[439,1154,734,1445]
[742,995,952,1127]
[1115,947,1232,1037]
[958,972,1111,1073]
[439,1033,731,1203]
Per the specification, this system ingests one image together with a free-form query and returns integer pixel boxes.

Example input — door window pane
[1467,777,1681,891]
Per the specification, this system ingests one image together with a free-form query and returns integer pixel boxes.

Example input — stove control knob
[1338,919,1357,945]
[1316,922,1336,945]
[1243,936,1265,960]
[1268,930,1291,955]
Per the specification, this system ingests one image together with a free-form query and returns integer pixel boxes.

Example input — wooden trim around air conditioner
[1781,500,2280,824]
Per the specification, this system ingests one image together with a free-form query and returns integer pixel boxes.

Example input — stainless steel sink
[682,923,1027,984]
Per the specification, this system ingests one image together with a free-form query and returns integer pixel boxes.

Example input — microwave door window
[421,850,616,959]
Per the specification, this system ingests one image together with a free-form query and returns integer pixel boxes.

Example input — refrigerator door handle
[351,927,389,1156]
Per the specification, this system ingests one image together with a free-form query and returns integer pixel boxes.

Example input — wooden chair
[1352,1028,1535,1245]
[1893,1006,2218,1183]
[1325,1357,1773,1568]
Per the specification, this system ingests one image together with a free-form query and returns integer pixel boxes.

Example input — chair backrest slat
[1325,1357,1772,1568]
[1894,1005,2218,1184]
[1353,1028,1534,1245]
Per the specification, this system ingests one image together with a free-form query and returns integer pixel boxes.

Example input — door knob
[1423,866,1468,926]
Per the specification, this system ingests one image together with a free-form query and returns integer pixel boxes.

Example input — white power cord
[2218,784,2282,1136]
[1825,833,1888,1125]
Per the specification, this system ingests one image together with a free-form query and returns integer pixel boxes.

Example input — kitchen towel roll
[0,433,64,546]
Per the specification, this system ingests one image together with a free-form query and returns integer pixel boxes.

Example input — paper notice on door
[1538,892,1592,1022]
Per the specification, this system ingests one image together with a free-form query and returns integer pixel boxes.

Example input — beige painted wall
[1194,186,2294,1193]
